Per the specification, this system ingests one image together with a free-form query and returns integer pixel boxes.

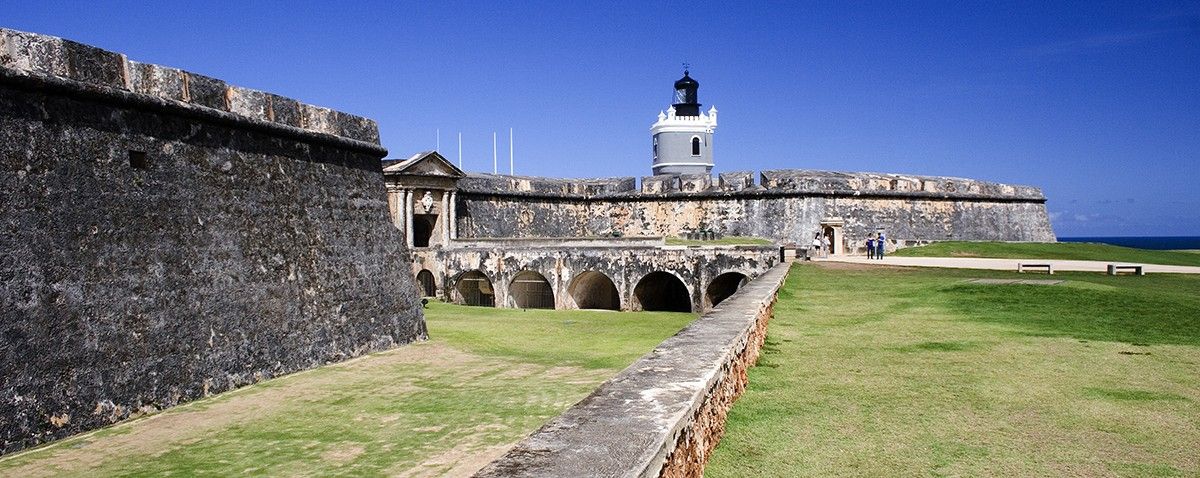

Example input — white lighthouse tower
[650,69,718,176]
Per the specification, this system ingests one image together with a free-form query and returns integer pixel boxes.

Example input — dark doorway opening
[416,270,436,297]
[454,270,494,307]
[568,271,620,310]
[633,271,692,312]
[706,272,749,309]
[510,270,555,309]
[413,214,437,247]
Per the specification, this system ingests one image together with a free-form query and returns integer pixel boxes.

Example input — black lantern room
[672,70,701,116]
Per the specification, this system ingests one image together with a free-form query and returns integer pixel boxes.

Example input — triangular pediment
[383,151,465,178]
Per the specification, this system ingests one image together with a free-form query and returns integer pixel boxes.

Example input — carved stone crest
[420,191,435,213]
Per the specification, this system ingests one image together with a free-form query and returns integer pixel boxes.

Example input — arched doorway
[413,215,436,247]
[453,270,494,307]
[416,269,436,297]
[567,271,620,310]
[706,272,749,309]
[510,270,554,309]
[633,271,692,312]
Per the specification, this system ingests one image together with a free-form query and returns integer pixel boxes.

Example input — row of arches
[416,268,750,312]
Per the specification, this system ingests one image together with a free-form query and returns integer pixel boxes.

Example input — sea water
[1058,236,1200,250]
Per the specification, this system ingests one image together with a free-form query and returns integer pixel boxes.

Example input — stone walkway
[815,255,1200,274]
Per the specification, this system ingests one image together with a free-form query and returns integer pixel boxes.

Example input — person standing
[866,236,876,259]
[821,234,831,258]
[876,233,886,259]
[811,233,823,259]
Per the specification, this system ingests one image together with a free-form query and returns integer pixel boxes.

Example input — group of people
[810,233,831,258]
[810,231,888,259]
[865,233,887,259]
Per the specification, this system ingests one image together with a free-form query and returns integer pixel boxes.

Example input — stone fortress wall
[454,169,1056,251]
[0,28,425,454]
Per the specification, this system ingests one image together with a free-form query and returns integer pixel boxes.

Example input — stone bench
[1108,264,1145,276]
[1017,263,1053,274]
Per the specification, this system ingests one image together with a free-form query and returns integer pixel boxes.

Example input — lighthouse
[650,69,718,176]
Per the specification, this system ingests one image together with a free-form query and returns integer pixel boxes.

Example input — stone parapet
[457,173,637,196]
[474,263,789,477]
[455,169,1045,202]
[0,27,381,148]
[758,169,1045,201]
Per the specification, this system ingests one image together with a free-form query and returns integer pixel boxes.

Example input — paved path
[815,255,1200,274]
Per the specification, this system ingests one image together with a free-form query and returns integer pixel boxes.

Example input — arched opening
[691,136,701,156]
[413,214,436,247]
[633,271,692,312]
[706,272,749,309]
[453,270,494,307]
[416,269,436,297]
[510,270,555,309]
[567,271,620,310]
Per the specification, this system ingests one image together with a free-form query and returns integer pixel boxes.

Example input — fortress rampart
[0,28,425,454]
[453,169,1056,250]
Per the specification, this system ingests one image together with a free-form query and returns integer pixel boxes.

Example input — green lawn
[0,303,694,477]
[666,236,776,246]
[894,241,1200,267]
[706,263,1200,477]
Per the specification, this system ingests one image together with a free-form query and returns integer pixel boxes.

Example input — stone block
[300,103,339,137]
[678,173,711,193]
[718,171,754,191]
[334,111,380,144]
[63,39,125,88]
[183,71,228,110]
[126,61,187,102]
[641,174,679,194]
[267,94,301,128]
[0,28,69,77]
[226,86,270,122]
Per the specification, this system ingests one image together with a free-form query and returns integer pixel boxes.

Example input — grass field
[0,303,694,477]
[706,263,1200,477]
[666,236,775,246]
[893,241,1200,267]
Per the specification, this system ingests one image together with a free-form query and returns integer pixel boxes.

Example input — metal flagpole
[492,132,497,174]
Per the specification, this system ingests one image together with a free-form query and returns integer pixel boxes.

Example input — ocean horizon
[1058,236,1200,250]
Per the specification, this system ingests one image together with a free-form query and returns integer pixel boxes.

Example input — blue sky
[7,1,1199,236]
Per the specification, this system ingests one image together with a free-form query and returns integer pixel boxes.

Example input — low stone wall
[474,263,790,477]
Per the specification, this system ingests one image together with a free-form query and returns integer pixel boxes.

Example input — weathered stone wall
[0,29,425,454]
[454,169,1056,249]
[474,263,789,478]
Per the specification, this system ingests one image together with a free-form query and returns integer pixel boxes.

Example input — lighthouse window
[691,137,701,156]
[653,137,658,159]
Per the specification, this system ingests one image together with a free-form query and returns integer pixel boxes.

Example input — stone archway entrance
[567,271,620,310]
[416,269,436,297]
[820,217,845,255]
[510,271,555,309]
[633,272,692,312]
[454,270,494,307]
[705,272,749,309]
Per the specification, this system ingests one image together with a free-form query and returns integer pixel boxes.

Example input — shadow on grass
[941,283,1200,347]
